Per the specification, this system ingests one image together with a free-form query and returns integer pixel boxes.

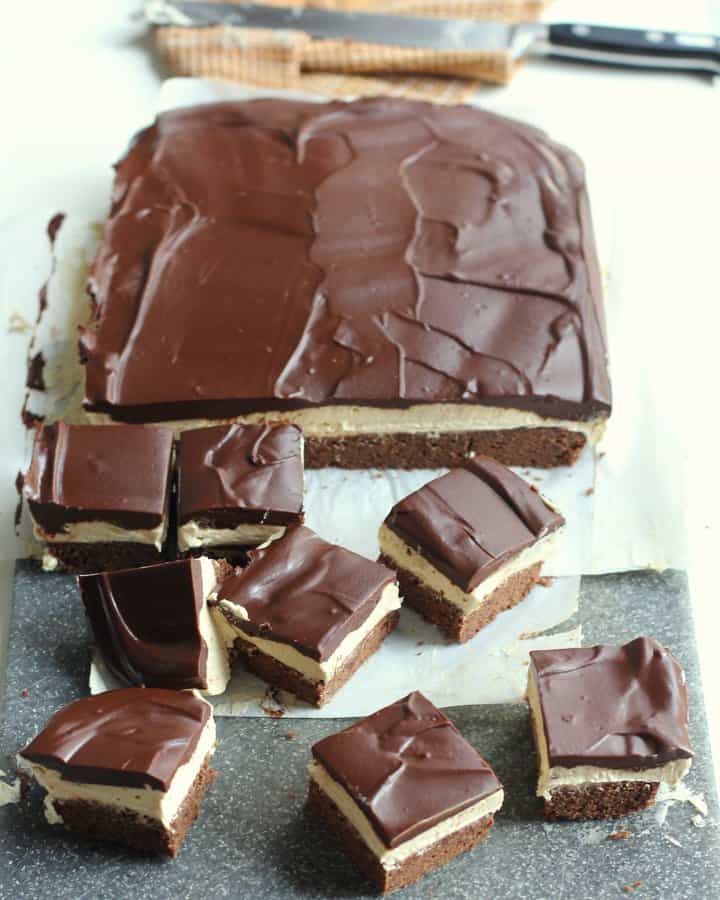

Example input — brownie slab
[19,688,216,857]
[213,525,400,706]
[527,636,693,821]
[379,456,564,642]
[176,423,304,556]
[79,557,231,695]
[308,691,503,893]
[22,422,174,572]
[81,98,610,468]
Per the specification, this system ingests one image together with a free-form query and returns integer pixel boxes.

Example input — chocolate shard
[529,636,693,769]
[23,422,174,532]
[81,98,610,424]
[78,558,209,691]
[217,525,395,661]
[177,423,304,526]
[384,456,564,591]
[20,688,211,791]
[312,691,502,848]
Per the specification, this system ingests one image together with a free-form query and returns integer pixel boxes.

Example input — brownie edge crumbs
[212,525,401,707]
[379,455,564,643]
[78,557,232,695]
[176,423,304,559]
[308,691,503,893]
[22,422,174,573]
[527,637,693,821]
[18,688,217,857]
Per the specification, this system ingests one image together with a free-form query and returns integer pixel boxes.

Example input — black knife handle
[547,23,720,74]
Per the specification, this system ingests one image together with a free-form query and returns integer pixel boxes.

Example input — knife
[145,0,720,76]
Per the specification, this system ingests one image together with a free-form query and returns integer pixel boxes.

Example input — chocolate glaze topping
[23,422,173,533]
[384,455,564,591]
[21,688,211,790]
[79,558,210,690]
[82,98,610,423]
[177,423,304,527]
[217,525,395,661]
[312,691,502,848]
[530,637,693,769]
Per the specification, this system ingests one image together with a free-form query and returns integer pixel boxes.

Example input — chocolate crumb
[634,882,644,889]
[623,887,634,895]
[47,212,66,244]
[285,730,298,740]
[608,828,632,840]
[26,352,46,391]
[21,690,29,698]
[537,576,553,588]
[519,630,540,640]
[584,486,594,496]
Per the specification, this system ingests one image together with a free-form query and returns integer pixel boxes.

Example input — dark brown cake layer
[229,610,399,707]
[380,555,542,643]
[182,545,250,566]
[51,757,215,857]
[43,542,164,574]
[308,778,495,894]
[303,427,587,469]
[82,98,611,425]
[543,781,659,822]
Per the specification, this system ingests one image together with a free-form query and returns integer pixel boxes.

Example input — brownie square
[79,557,232,695]
[379,455,564,642]
[527,636,693,820]
[213,525,400,706]
[176,423,304,559]
[22,422,174,572]
[308,691,503,893]
[19,688,216,857]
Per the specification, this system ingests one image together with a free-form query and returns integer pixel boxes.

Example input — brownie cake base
[50,758,215,857]
[304,427,586,470]
[229,610,399,707]
[543,781,659,821]
[379,556,542,643]
[42,542,165,574]
[307,778,494,894]
[182,545,249,567]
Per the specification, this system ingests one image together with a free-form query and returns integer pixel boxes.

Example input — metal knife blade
[145,0,545,55]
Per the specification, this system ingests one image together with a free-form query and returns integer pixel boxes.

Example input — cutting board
[0,565,717,900]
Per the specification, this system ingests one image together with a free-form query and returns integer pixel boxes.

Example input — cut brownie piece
[18,688,216,857]
[308,691,503,894]
[213,525,400,706]
[22,422,174,573]
[79,557,232,695]
[176,423,304,561]
[527,636,693,821]
[378,455,564,642]
[81,98,611,469]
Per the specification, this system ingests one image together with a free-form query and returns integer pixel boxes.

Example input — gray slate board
[0,564,718,900]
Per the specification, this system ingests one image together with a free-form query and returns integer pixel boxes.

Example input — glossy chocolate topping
[217,525,395,661]
[21,688,212,790]
[529,637,693,769]
[177,423,304,526]
[79,558,210,690]
[384,455,564,591]
[23,422,173,533]
[82,98,611,423]
[312,691,501,847]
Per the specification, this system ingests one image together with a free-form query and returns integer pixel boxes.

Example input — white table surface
[1,0,719,789]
